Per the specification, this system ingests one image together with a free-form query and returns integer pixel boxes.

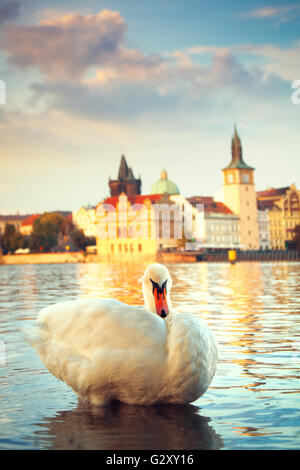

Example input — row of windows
[111,243,143,253]
[207,224,239,233]
[207,236,239,243]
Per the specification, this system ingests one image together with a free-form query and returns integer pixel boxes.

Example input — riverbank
[159,249,300,263]
[1,249,299,265]
[0,252,99,265]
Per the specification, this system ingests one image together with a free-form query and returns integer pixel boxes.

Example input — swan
[30,263,218,406]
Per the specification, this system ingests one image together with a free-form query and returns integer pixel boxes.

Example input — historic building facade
[72,205,97,237]
[257,184,300,249]
[257,202,271,249]
[222,126,260,250]
[188,196,240,249]
[96,194,161,257]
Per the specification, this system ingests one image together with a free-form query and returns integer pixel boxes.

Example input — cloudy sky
[0,0,299,214]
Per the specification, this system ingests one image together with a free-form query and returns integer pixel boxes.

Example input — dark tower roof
[109,155,141,197]
[223,125,254,171]
[118,155,129,180]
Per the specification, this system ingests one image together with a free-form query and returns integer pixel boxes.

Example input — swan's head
[142,263,173,318]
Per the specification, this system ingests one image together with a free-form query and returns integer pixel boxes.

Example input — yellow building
[72,205,97,237]
[222,126,260,250]
[96,194,161,258]
[257,184,300,249]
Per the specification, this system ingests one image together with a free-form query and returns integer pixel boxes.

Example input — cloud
[0,9,127,79]
[0,8,295,125]
[0,0,21,24]
[240,4,300,23]
[29,79,182,121]
[236,41,300,81]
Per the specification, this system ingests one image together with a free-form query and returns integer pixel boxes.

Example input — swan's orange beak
[154,287,169,318]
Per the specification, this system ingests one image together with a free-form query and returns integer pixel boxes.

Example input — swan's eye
[150,278,159,294]
[150,278,168,295]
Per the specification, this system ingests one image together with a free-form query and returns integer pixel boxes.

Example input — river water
[0,261,299,450]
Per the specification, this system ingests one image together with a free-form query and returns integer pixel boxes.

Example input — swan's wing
[36,298,167,360]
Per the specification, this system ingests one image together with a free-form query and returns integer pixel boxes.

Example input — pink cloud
[0,10,126,79]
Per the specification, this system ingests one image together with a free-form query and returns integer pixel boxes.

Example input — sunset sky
[0,0,299,214]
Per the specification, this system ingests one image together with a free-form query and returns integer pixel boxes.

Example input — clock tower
[222,126,259,250]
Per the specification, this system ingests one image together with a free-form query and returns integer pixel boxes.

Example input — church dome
[151,169,180,195]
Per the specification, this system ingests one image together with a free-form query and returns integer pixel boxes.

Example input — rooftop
[150,169,180,195]
[102,194,162,208]
[256,186,291,199]
[223,125,254,171]
[187,197,234,214]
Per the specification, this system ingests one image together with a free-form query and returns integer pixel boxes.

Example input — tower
[109,155,141,197]
[222,125,259,249]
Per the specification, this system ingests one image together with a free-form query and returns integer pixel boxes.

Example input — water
[0,261,299,450]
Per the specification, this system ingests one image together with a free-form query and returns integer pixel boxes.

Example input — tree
[0,224,26,254]
[69,227,96,251]
[30,212,65,252]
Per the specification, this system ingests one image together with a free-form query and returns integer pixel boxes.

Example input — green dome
[151,169,180,195]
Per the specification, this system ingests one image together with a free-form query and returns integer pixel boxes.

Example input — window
[111,244,114,252]
[243,173,249,183]
[138,244,142,252]
[119,244,122,252]
[227,173,234,184]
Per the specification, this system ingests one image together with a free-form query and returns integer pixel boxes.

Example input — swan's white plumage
[31,264,218,405]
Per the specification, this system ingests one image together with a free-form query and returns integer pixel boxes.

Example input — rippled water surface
[0,261,299,450]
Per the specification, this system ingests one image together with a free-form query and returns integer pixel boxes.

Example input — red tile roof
[102,194,162,208]
[257,200,276,211]
[187,197,233,214]
[204,201,234,214]
[21,214,40,226]
[256,186,290,199]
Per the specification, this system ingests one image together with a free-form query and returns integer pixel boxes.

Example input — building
[109,155,141,197]
[0,214,32,235]
[96,193,162,257]
[257,184,300,249]
[257,202,271,249]
[151,169,180,195]
[222,125,260,250]
[20,214,40,236]
[188,196,240,249]
[72,205,97,237]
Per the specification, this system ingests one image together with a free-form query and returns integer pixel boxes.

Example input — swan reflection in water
[34,402,223,450]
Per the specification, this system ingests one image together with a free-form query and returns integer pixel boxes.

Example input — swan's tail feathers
[20,320,51,353]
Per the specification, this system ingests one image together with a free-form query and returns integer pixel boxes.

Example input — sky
[0,0,299,214]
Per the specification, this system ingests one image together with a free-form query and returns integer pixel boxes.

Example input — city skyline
[0,0,299,214]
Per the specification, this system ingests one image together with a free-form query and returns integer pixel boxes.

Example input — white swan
[30,263,218,406]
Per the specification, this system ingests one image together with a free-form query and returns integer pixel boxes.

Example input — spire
[223,125,254,170]
[126,167,134,180]
[118,155,129,180]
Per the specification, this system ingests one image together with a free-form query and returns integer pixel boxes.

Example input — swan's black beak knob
[160,309,168,318]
